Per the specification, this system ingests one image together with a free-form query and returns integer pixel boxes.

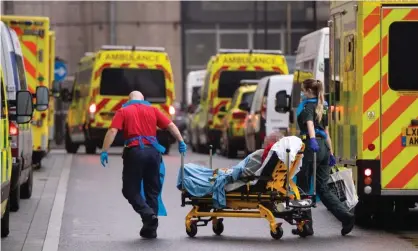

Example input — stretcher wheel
[212,219,224,236]
[186,222,198,237]
[270,225,284,240]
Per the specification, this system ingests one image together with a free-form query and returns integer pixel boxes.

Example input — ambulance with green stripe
[1,66,43,237]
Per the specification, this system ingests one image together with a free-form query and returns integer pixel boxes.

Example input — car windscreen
[241,91,255,105]
[99,68,167,103]
[218,70,276,98]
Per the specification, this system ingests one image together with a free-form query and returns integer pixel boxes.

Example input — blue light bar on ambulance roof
[100,45,165,52]
[218,48,283,55]
[240,79,259,85]
[9,20,44,26]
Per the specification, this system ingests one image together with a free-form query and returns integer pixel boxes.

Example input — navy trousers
[122,146,161,221]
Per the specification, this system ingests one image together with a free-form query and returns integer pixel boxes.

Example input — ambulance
[193,49,289,152]
[64,45,176,154]
[276,1,418,223]
[1,66,41,237]
[1,16,56,169]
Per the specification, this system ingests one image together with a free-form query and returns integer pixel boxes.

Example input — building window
[186,33,217,66]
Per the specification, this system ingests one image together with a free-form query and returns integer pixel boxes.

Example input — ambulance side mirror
[60,88,72,103]
[35,86,49,111]
[16,90,34,124]
[275,90,290,113]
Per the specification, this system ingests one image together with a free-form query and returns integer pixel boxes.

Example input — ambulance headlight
[169,105,175,115]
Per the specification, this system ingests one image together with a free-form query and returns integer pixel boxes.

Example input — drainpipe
[109,1,116,45]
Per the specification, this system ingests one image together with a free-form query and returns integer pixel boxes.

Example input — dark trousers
[296,138,352,227]
[122,146,161,221]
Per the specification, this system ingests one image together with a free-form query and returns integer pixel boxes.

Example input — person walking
[100,91,187,239]
[293,79,354,236]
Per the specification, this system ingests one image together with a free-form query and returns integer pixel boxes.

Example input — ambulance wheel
[1,200,10,238]
[20,167,33,199]
[10,182,20,212]
[270,225,284,240]
[226,138,237,158]
[85,142,97,154]
[65,128,79,154]
[212,219,224,235]
[186,222,198,237]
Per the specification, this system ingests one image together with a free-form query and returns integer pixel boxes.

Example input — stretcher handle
[209,145,213,170]
[285,148,290,209]
[181,152,185,190]
[312,152,317,207]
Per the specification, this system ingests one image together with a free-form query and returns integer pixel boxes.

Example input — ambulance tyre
[226,138,237,158]
[65,127,79,154]
[1,200,10,238]
[10,168,21,212]
[20,167,33,199]
[85,141,97,154]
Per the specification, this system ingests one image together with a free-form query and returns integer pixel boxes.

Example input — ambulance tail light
[232,111,247,120]
[41,113,47,119]
[9,121,19,157]
[367,144,375,151]
[169,105,175,115]
[364,168,372,177]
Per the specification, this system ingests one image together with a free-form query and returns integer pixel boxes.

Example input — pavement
[1,146,417,251]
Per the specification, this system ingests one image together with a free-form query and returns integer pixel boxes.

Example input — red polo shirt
[110,104,172,147]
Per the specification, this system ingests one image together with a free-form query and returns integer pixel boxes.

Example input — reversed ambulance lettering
[222,56,278,65]
[105,54,160,62]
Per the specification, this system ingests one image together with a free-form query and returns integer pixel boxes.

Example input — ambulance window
[15,54,27,90]
[191,86,201,105]
[389,22,418,91]
[218,71,275,98]
[100,68,167,103]
[241,92,254,106]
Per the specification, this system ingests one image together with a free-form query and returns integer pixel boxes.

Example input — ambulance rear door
[380,6,418,193]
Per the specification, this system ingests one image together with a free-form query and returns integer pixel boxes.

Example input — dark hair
[302,79,325,122]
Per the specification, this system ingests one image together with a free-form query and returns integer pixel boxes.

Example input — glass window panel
[220,33,248,49]
[186,33,216,66]
[253,33,281,50]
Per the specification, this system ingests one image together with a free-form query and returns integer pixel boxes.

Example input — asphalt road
[1,146,417,251]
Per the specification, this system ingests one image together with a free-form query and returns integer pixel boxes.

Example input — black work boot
[140,215,158,239]
[341,213,355,236]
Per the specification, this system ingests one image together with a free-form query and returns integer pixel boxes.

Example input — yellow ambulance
[275,1,418,223]
[193,49,289,152]
[1,15,55,169]
[220,80,257,158]
[64,45,176,154]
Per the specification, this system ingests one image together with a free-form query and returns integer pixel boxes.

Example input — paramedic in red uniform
[100,91,187,239]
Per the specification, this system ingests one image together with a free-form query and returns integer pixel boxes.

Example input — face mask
[301,91,307,101]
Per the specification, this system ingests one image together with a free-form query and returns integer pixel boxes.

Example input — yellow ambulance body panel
[197,49,289,150]
[66,46,176,154]
[329,1,418,220]
[1,15,53,165]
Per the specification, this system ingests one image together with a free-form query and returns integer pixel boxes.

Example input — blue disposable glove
[329,154,336,167]
[100,151,108,167]
[309,138,320,152]
[178,141,187,154]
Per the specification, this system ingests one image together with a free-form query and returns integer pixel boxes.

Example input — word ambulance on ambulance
[64,45,176,154]
[328,1,418,222]
[1,15,56,169]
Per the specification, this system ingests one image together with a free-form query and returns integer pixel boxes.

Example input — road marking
[42,155,73,251]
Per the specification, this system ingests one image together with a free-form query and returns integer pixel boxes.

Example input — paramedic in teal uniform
[293,79,354,236]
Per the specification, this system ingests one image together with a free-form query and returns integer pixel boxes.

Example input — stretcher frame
[180,144,318,239]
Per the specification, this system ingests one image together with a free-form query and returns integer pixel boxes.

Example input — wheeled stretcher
[179,142,318,240]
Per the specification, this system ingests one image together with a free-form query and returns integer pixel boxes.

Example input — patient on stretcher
[177,133,304,208]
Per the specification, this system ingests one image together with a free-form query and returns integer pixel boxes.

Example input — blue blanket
[140,160,167,216]
[177,156,250,209]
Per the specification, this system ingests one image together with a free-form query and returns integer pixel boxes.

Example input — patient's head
[264,131,284,147]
